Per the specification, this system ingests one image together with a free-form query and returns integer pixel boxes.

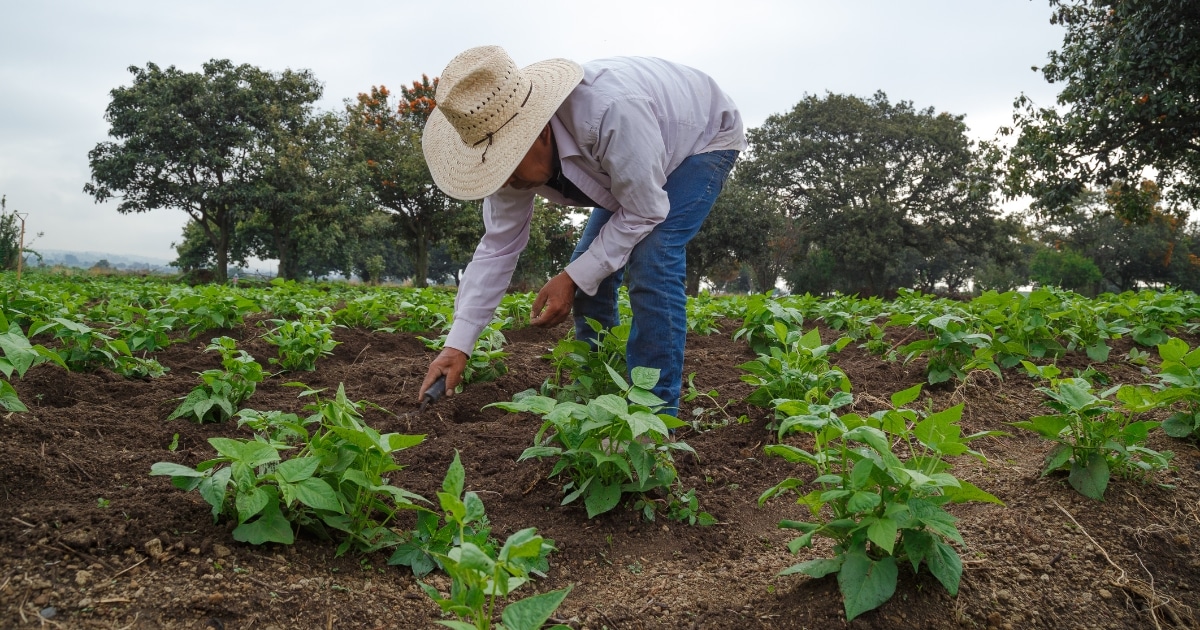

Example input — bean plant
[1013,363,1174,500]
[168,336,263,423]
[760,384,1004,621]
[411,452,569,630]
[261,308,340,372]
[152,384,426,554]
[492,366,697,519]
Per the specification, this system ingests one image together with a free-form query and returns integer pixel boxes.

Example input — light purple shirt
[444,56,747,353]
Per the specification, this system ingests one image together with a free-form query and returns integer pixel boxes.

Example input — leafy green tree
[0,196,37,271]
[740,91,1009,296]
[1005,0,1200,214]
[344,82,471,287]
[238,111,359,280]
[688,177,788,295]
[1032,185,1200,292]
[1030,246,1102,294]
[508,199,581,291]
[86,60,323,282]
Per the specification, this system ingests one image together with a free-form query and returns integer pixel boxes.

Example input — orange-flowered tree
[344,76,469,287]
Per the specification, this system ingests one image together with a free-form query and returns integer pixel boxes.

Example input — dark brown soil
[1,319,1198,629]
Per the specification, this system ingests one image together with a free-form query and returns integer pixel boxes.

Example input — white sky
[0,0,1064,261]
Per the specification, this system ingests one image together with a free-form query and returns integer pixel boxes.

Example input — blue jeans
[570,149,739,415]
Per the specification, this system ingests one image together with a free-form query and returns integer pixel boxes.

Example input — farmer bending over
[418,45,745,415]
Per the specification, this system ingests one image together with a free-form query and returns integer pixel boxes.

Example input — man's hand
[419,348,468,403]
[531,271,576,327]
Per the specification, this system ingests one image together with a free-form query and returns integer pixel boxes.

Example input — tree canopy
[85,59,323,282]
[1005,0,1200,215]
[738,91,1014,296]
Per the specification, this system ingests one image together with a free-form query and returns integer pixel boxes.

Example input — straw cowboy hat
[423,46,584,200]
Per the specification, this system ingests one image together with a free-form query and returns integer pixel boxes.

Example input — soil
[1,316,1199,629]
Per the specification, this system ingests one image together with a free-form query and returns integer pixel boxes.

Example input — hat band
[470,83,534,164]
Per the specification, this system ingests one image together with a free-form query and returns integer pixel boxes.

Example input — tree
[345,80,471,287]
[1031,184,1200,292]
[1030,246,1103,294]
[740,92,1010,296]
[688,177,788,295]
[237,111,359,280]
[1005,0,1200,215]
[86,59,323,282]
[509,200,581,291]
[0,196,27,270]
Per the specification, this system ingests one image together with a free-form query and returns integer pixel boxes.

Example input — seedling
[492,366,695,519]
[168,337,263,424]
[760,383,1005,621]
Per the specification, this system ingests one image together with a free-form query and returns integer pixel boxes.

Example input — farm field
[0,275,1198,629]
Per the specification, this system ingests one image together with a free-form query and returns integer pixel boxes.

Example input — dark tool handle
[420,375,447,411]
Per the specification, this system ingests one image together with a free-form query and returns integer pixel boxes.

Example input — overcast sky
[0,0,1065,262]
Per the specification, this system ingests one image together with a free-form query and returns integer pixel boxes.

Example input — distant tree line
[84,0,1200,294]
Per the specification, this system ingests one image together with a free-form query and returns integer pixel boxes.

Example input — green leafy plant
[738,327,851,431]
[168,337,263,423]
[681,372,748,430]
[421,324,509,385]
[152,384,426,554]
[759,384,1004,621]
[733,295,807,355]
[1013,363,1174,500]
[540,319,629,403]
[1143,337,1200,439]
[897,314,999,384]
[0,311,66,411]
[492,366,694,518]
[111,305,180,353]
[414,451,570,630]
[261,309,341,372]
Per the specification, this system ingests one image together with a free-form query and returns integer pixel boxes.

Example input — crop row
[2,272,1199,624]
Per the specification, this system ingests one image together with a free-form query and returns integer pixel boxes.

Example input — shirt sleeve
[563,97,671,296]
[445,187,535,353]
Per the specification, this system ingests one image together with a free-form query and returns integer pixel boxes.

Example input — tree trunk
[685,267,701,297]
[413,228,430,288]
[273,227,297,280]
[215,209,232,283]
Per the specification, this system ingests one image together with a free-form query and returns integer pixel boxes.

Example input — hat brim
[423,58,583,201]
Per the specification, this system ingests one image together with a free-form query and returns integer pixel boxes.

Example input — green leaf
[603,363,629,391]
[942,480,1004,505]
[849,458,875,490]
[1158,337,1188,363]
[1085,341,1110,363]
[838,551,897,621]
[630,366,660,391]
[584,481,622,518]
[198,468,231,519]
[443,451,465,498]
[232,499,293,545]
[498,528,544,563]
[500,587,572,630]
[275,457,319,483]
[150,462,206,478]
[456,542,495,573]
[236,485,271,523]
[0,380,26,412]
[1011,414,1070,438]
[1162,412,1198,438]
[867,517,898,554]
[292,478,343,513]
[847,491,881,513]
[1068,452,1109,500]
[780,557,842,578]
[890,383,922,408]
[926,539,963,595]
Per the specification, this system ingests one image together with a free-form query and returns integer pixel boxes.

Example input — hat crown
[435,46,530,147]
